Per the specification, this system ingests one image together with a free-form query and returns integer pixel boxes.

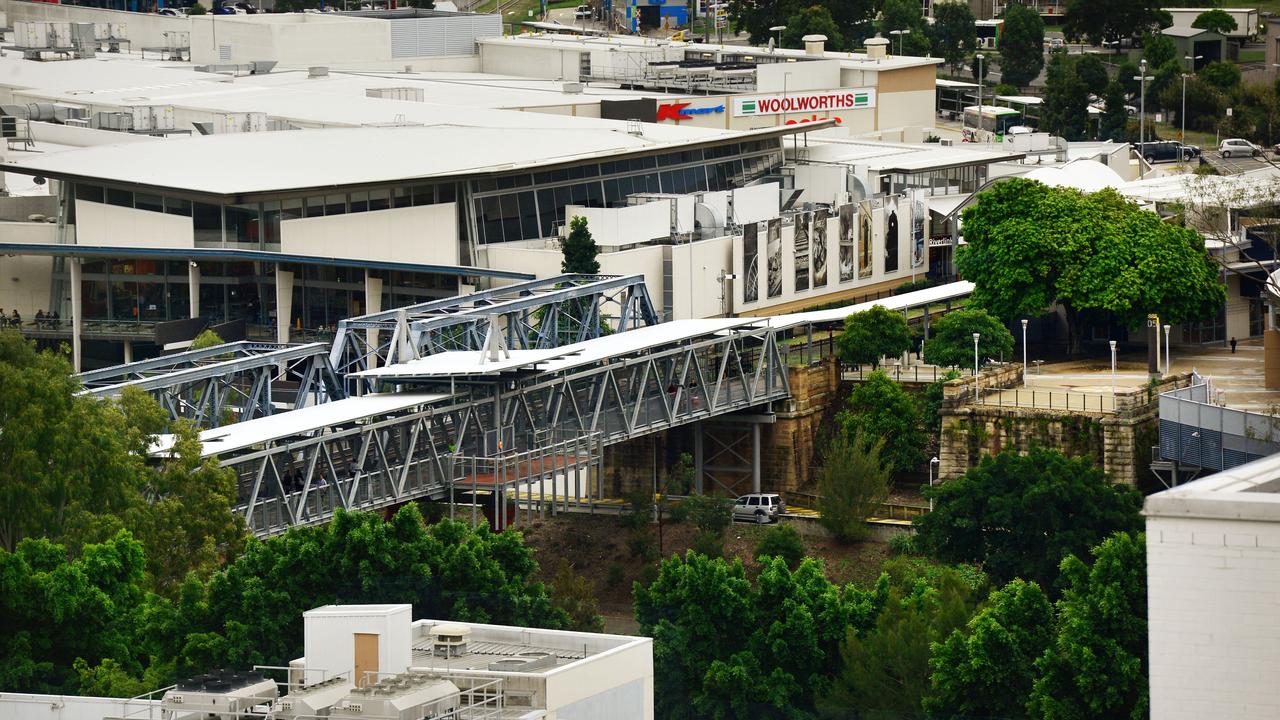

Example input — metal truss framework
[220,324,788,536]
[329,274,658,387]
[80,342,345,428]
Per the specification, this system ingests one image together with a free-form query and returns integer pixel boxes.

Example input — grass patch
[1155,121,1216,149]
[1240,49,1265,63]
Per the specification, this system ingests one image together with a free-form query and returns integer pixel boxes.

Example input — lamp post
[929,457,939,511]
[975,53,985,141]
[1021,318,1029,387]
[1135,59,1155,178]
[973,332,981,400]
[769,24,785,50]
[1164,324,1172,374]
[1181,55,1202,146]
[889,29,906,56]
[1110,340,1117,401]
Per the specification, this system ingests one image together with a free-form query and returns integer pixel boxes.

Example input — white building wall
[669,235,733,320]
[1147,513,1280,719]
[3,0,186,49]
[74,201,194,249]
[0,693,159,720]
[481,44,582,81]
[877,89,936,131]
[0,222,55,317]
[563,202,670,245]
[280,203,458,266]
[543,638,654,720]
[190,15,393,66]
[302,605,413,686]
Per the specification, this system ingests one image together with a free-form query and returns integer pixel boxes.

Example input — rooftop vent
[864,36,889,60]
[308,66,329,79]
[562,82,584,94]
[428,623,471,658]
[802,34,827,56]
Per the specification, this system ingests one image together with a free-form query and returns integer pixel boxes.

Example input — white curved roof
[1024,159,1125,193]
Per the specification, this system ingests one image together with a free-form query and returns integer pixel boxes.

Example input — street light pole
[929,457,939,511]
[1110,340,1117,401]
[1021,318,1029,387]
[769,24,785,50]
[976,53,985,141]
[973,332,981,400]
[1135,59,1155,178]
[1164,324,1172,374]
[890,29,906,56]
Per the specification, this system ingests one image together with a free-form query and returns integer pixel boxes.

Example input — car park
[1133,141,1201,163]
[731,493,785,524]
[1220,138,1261,158]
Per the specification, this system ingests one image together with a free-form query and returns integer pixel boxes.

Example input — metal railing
[782,490,930,521]
[972,386,1116,413]
[842,364,972,383]
[1159,381,1280,472]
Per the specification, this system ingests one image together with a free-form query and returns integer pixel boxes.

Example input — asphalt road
[1202,150,1276,175]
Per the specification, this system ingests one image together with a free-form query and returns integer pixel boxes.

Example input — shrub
[679,494,732,535]
[753,524,806,568]
[889,533,919,556]
[606,563,626,588]
[817,431,892,543]
[628,530,658,561]
[690,530,724,558]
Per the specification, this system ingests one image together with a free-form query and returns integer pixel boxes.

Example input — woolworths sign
[732,89,876,117]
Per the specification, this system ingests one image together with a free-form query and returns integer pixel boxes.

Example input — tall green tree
[1028,532,1149,720]
[837,371,927,474]
[1191,8,1237,35]
[728,0,874,46]
[1100,80,1131,141]
[924,579,1054,719]
[1141,31,1177,69]
[816,432,892,543]
[819,559,986,719]
[781,5,846,51]
[1158,74,1223,134]
[635,552,881,720]
[1198,60,1241,90]
[1064,0,1170,48]
[923,307,1015,369]
[958,178,1225,354]
[561,215,601,274]
[879,0,932,56]
[1075,53,1109,97]
[0,333,148,553]
[931,2,977,76]
[915,447,1143,591]
[836,304,912,369]
[998,3,1046,89]
[1042,52,1092,140]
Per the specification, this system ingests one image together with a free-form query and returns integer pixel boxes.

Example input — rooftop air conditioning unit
[428,623,471,658]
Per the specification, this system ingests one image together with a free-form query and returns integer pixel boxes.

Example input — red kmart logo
[656,102,726,122]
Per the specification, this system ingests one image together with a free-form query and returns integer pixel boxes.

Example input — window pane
[349,191,369,213]
[224,204,261,245]
[325,194,347,215]
[438,183,457,204]
[368,189,390,212]
[75,184,103,203]
[393,186,413,208]
[134,193,163,213]
[518,191,539,240]
[411,185,434,206]
[106,187,133,207]
[306,196,326,217]
[193,203,222,244]
[164,196,192,216]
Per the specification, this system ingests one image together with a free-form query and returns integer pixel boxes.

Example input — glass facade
[880,164,987,197]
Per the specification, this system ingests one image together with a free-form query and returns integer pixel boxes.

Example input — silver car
[1220,138,1261,158]
[732,493,785,524]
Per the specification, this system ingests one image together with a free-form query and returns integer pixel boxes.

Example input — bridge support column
[752,423,761,494]
[275,268,294,344]
[188,262,201,319]
[70,257,82,373]
[364,273,383,369]
[693,423,704,494]
[122,340,133,365]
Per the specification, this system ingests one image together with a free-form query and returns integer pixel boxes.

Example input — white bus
[963,105,1024,135]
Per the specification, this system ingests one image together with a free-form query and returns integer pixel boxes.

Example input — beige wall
[3,0,186,49]
[544,639,654,720]
[481,43,583,81]
[669,235,733,320]
[280,203,458,266]
[0,222,55,317]
[190,15,392,66]
[75,200,194,249]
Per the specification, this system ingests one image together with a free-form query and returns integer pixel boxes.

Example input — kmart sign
[733,89,876,117]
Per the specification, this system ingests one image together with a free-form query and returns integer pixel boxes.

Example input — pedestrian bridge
[138,277,972,536]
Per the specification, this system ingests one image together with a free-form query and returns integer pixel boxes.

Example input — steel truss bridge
[97,275,972,536]
[78,341,345,428]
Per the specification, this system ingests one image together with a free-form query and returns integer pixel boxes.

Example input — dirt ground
[518,513,892,635]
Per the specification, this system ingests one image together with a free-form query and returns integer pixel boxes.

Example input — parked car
[731,493,785,524]
[1048,37,1065,50]
[1133,140,1201,163]
[157,7,186,15]
[1220,138,1261,158]
[574,4,591,18]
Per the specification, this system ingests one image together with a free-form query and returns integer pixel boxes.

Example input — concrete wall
[3,0,187,48]
[562,202,670,246]
[668,235,733,320]
[280,203,458,266]
[544,638,654,720]
[481,43,583,81]
[0,693,159,720]
[190,14,392,67]
[74,200,194,248]
[302,605,413,685]
[0,221,56,317]
[27,121,161,149]
[1147,513,1280,719]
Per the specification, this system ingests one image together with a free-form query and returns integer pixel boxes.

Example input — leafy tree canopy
[915,447,1143,591]
[879,0,933,56]
[635,552,881,720]
[957,178,1226,353]
[562,215,601,274]
[1075,53,1109,97]
[931,2,977,76]
[924,578,1054,719]
[1198,60,1241,90]
[923,307,1015,369]
[728,0,874,47]
[1029,532,1149,720]
[837,371,927,474]
[817,431,892,543]
[781,6,846,51]
[1042,52,1091,141]
[1064,0,1170,47]
[999,3,1046,89]
[837,304,912,368]
[1141,31,1177,69]
[1100,80,1131,142]
[1191,8,1237,34]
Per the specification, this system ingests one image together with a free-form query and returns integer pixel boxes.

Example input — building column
[751,423,761,494]
[365,272,383,368]
[275,268,294,344]
[188,262,201,319]
[69,258,83,373]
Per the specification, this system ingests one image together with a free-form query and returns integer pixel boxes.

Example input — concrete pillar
[1266,329,1280,390]
[364,272,383,368]
[188,262,201,319]
[122,340,133,365]
[70,258,83,373]
[275,268,294,344]
[751,423,761,493]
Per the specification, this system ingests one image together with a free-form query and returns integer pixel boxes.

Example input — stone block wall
[761,358,842,494]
